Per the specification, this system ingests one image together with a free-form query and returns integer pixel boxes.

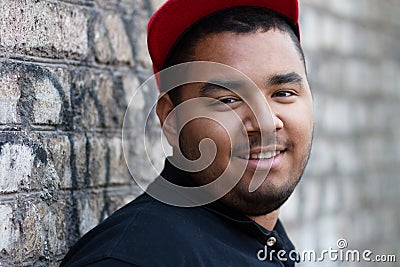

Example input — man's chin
[220,182,297,216]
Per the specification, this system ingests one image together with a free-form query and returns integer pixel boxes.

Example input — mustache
[231,136,293,154]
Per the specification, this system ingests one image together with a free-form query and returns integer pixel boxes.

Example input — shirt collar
[149,158,296,254]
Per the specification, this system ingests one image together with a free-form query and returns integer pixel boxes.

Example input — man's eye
[217,97,240,104]
[272,91,295,98]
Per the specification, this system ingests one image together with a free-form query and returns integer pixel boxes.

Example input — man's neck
[248,209,280,231]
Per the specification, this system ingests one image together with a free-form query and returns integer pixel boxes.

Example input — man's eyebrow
[199,73,303,96]
[267,72,303,86]
[199,80,244,96]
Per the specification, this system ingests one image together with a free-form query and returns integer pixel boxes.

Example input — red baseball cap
[148,0,300,75]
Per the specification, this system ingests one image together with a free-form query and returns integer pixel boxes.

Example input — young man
[61,0,313,266]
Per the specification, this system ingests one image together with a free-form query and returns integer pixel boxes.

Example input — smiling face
[159,29,314,215]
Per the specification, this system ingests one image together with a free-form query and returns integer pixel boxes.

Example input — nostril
[273,115,284,129]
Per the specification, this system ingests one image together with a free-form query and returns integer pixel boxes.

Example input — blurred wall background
[0,0,398,266]
[281,1,400,266]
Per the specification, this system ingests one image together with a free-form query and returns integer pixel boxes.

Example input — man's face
[167,30,313,215]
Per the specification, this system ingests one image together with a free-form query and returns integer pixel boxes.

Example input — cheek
[284,104,314,143]
[179,118,237,177]
[180,119,233,153]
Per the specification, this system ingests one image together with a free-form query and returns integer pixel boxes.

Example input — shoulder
[62,193,210,266]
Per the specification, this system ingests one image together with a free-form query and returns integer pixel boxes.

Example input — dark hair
[163,6,306,104]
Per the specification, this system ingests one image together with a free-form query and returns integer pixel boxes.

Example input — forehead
[192,30,304,74]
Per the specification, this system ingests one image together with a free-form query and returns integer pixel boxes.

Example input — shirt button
[266,236,277,247]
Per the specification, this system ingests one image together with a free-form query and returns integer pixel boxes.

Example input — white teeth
[249,151,281,160]
[238,151,282,160]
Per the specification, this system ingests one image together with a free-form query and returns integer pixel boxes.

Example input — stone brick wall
[0,0,399,266]
[0,0,159,266]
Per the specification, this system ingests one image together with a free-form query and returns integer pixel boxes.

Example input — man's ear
[156,93,179,147]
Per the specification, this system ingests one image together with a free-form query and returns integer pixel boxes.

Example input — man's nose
[242,100,279,134]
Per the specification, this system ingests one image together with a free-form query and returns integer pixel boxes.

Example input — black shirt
[61,160,297,266]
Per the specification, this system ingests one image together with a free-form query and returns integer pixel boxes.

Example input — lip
[235,149,286,171]
[249,145,285,155]
[235,145,286,155]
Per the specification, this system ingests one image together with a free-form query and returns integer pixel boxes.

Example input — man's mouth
[235,149,286,171]
[239,150,283,160]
